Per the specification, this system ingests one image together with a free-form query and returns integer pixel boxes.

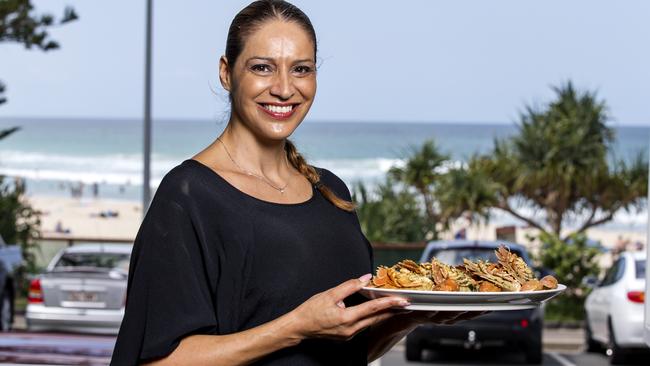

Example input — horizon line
[1,115,649,127]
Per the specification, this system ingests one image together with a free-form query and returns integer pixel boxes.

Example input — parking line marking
[548,352,576,366]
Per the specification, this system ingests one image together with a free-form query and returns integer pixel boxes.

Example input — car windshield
[426,247,526,266]
[54,252,130,271]
[636,260,646,279]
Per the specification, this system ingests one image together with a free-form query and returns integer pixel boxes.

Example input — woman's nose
[269,71,295,100]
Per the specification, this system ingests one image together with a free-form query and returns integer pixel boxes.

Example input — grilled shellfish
[369,244,559,293]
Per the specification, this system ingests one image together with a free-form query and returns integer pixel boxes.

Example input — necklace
[216,137,290,194]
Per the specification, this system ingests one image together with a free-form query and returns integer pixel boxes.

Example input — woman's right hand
[288,274,410,341]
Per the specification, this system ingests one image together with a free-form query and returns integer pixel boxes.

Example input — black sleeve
[110,196,218,365]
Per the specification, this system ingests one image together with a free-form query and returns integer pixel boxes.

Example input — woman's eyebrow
[245,56,315,64]
[246,56,275,63]
[293,58,316,64]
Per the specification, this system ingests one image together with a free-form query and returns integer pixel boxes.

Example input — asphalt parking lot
[3,315,649,366]
[0,331,114,365]
[1,334,643,366]
[377,346,649,366]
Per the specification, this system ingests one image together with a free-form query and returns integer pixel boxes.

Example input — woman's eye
[293,65,314,74]
[250,64,272,73]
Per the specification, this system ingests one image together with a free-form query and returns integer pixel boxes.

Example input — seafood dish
[369,245,559,293]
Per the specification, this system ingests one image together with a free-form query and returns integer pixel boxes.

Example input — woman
[111,1,471,365]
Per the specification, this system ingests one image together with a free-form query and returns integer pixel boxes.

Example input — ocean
[0,117,648,229]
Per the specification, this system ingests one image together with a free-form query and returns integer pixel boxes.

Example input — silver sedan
[26,243,131,334]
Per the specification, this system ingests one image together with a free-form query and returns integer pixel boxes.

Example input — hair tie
[314,181,324,189]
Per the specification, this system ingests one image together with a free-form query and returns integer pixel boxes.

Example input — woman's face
[221,20,317,142]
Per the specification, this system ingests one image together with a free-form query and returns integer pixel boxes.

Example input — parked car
[0,235,23,331]
[26,243,131,334]
[405,240,544,364]
[585,250,648,364]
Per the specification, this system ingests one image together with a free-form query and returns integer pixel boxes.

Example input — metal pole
[643,138,650,347]
[142,0,153,215]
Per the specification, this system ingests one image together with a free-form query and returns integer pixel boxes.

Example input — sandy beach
[27,194,647,251]
[24,193,647,270]
[29,195,143,241]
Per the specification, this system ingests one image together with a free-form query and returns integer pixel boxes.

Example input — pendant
[280,189,285,194]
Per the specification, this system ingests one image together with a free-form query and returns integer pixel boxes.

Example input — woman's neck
[217,122,291,177]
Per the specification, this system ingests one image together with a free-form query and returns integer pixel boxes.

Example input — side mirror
[582,276,599,288]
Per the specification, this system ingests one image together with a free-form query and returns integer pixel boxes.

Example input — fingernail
[358,274,372,283]
[398,300,411,306]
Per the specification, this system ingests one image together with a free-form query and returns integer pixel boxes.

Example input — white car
[26,244,131,334]
[585,251,648,364]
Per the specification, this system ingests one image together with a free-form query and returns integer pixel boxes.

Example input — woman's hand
[397,310,491,328]
[142,274,407,366]
[365,308,490,362]
[289,274,409,341]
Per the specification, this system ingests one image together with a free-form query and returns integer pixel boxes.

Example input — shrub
[536,232,600,322]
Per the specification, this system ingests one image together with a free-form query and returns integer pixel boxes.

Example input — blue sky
[0,0,648,125]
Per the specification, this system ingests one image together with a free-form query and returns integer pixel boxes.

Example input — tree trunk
[419,186,438,240]
[549,210,562,237]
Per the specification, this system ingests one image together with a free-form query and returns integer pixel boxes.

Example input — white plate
[359,284,566,311]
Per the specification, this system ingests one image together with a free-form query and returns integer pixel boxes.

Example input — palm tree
[458,81,647,240]
[352,179,431,242]
[388,140,450,239]
[0,126,20,141]
[436,157,499,226]
[0,81,6,105]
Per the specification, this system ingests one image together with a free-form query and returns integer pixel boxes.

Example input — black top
[110,159,373,365]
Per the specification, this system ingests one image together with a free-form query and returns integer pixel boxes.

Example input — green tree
[436,157,499,225]
[0,126,20,140]
[0,176,40,271]
[352,179,432,243]
[0,0,77,110]
[536,233,600,321]
[459,82,647,240]
[0,131,41,295]
[388,140,450,239]
[0,0,77,49]
[0,0,73,289]
[0,81,6,105]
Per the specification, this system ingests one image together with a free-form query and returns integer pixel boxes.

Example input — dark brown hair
[226,0,355,211]
[226,0,317,65]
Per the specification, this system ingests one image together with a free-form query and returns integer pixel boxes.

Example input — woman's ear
[219,56,232,92]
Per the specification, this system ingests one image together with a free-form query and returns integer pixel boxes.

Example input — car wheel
[607,319,627,364]
[585,320,601,353]
[405,338,422,362]
[0,289,14,332]
[525,339,542,364]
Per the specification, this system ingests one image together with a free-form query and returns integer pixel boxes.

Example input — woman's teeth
[263,104,293,113]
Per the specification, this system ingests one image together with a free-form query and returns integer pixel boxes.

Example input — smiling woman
[222,20,317,141]
[201,1,354,210]
[109,1,470,365]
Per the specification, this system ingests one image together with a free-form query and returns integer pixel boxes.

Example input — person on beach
[111,1,480,365]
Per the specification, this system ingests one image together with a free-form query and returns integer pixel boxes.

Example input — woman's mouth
[258,103,298,120]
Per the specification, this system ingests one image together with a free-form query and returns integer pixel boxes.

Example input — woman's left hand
[365,309,491,362]
[395,310,491,328]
